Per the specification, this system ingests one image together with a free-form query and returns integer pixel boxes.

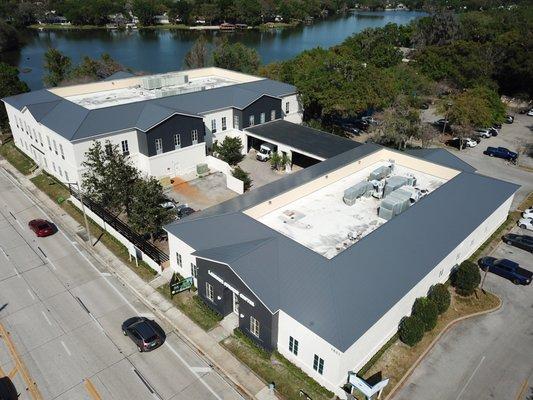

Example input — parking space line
[61,340,72,356]
[456,356,485,400]
[27,289,36,300]
[40,311,52,326]
[83,378,103,400]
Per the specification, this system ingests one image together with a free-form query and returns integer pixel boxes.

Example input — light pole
[68,181,93,250]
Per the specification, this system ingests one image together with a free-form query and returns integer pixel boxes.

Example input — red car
[28,219,56,237]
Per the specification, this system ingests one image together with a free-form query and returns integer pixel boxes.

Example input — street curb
[385,293,503,400]
[0,161,261,400]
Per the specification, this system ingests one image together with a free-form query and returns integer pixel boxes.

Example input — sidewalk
[0,160,277,400]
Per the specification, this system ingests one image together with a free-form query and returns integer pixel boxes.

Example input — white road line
[61,340,72,356]
[456,356,485,400]
[13,267,20,277]
[15,219,23,230]
[0,245,7,258]
[41,310,52,326]
[46,257,57,270]
[191,367,212,374]
[0,168,230,399]
[27,289,36,300]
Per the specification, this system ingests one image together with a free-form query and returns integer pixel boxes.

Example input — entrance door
[232,292,239,314]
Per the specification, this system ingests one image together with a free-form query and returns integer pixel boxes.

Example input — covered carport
[244,120,361,169]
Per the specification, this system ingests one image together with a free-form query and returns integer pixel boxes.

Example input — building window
[206,282,214,302]
[155,138,163,155]
[250,316,260,337]
[53,140,58,155]
[38,132,43,146]
[191,129,198,144]
[260,112,266,124]
[47,136,51,150]
[313,355,324,375]
[271,110,276,121]
[59,144,65,159]
[176,252,182,267]
[52,161,56,172]
[174,134,181,149]
[191,263,198,278]
[58,165,62,177]
[28,126,32,139]
[121,140,129,156]
[221,117,227,131]
[43,158,48,168]
[249,115,255,126]
[289,336,299,355]
[233,115,240,129]
[15,117,19,128]
[211,119,217,133]
[285,101,290,114]
[33,129,38,141]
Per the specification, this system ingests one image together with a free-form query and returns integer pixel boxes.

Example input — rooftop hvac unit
[368,164,393,181]
[141,76,162,90]
[379,188,412,220]
[384,176,409,196]
[343,181,374,206]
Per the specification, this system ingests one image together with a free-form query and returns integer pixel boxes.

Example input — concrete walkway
[0,159,276,400]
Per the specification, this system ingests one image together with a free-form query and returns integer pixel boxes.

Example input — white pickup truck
[256,143,276,161]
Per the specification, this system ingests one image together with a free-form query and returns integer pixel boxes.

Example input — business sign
[170,277,193,295]
[348,372,389,399]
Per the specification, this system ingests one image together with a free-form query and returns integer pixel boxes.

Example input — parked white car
[475,128,491,138]
[518,217,533,231]
[454,137,477,147]
[522,209,533,219]
[527,109,533,116]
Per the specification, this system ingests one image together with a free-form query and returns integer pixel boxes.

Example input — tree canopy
[0,63,29,131]
[213,40,261,74]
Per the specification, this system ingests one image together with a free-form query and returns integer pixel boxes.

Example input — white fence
[206,155,244,194]
[69,196,163,274]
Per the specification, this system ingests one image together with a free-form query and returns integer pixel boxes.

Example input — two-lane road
[0,168,243,400]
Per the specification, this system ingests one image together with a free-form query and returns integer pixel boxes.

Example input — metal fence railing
[69,185,169,265]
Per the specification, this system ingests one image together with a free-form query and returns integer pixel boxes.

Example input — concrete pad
[69,277,125,317]
[23,264,66,300]
[43,291,93,333]
[1,243,43,272]
[93,358,154,400]
[0,275,37,317]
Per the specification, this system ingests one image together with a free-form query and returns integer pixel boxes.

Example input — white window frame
[58,165,62,177]
[211,119,217,133]
[271,110,276,121]
[121,140,129,155]
[260,112,266,124]
[174,133,181,149]
[64,171,69,181]
[221,117,227,131]
[313,355,324,375]
[285,101,290,114]
[191,263,198,278]
[191,129,198,144]
[289,336,299,355]
[176,252,182,267]
[47,136,51,150]
[250,316,260,337]
[155,138,163,155]
[59,143,65,159]
[233,115,240,129]
[206,282,214,302]
[52,161,56,172]
[53,139,58,155]
[249,115,255,126]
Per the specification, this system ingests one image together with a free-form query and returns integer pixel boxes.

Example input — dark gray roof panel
[3,89,62,110]
[246,120,361,159]
[405,148,476,173]
[39,101,90,140]
[25,100,62,122]
[167,146,519,351]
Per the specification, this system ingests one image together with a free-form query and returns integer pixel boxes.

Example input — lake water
[2,11,426,90]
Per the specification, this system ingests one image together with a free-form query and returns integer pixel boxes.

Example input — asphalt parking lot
[396,226,533,400]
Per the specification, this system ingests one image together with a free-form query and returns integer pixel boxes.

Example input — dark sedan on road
[478,257,532,285]
[122,317,164,352]
[28,219,56,237]
[502,233,533,253]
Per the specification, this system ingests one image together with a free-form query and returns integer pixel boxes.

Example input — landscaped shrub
[412,297,439,331]
[428,283,451,314]
[452,260,481,296]
[399,315,424,347]
[232,166,252,191]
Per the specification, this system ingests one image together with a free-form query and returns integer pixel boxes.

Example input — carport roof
[166,145,519,352]
[245,120,361,159]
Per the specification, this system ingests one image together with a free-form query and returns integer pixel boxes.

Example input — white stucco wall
[144,143,206,178]
[281,94,303,124]
[202,109,235,148]
[168,233,197,282]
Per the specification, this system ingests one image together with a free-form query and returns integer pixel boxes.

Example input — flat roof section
[256,161,446,258]
[245,120,361,159]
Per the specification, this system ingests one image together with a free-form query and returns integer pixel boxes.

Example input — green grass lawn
[222,331,334,400]
[157,286,222,331]
[30,172,157,282]
[0,141,36,175]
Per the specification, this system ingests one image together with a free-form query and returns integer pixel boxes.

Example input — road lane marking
[191,367,212,374]
[133,368,163,399]
[84,378,103,400]
[75,296,91,314]
[46,257,57,270]
[37,246,46,258]
[8,366,18,378]
[41,311,52,326]
[0,168,235,400]
[61,340,72,356]
[515,378,528,400]
[8,211,16,220]
[16,220,23,230]
[0,323,44,400]
[13,267,20,277]
[456,356,485,400]
[0,245,7,258]
[27,289,36,300]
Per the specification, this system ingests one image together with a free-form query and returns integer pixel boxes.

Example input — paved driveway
[238,151,284,189]
[395,226,533,400]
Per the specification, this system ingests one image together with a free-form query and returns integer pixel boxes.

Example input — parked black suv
[478,257,532,285]
[502,233,533,253]
[122,317,164,352]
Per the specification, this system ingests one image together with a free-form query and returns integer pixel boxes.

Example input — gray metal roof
[246,120,361,159]
[2,78,297,142]
[405,148,476,173]
[167,145,519,351]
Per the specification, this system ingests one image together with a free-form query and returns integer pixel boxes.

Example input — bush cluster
[452,260,481,296]
[428,283,451,314]
[399,315,424,347]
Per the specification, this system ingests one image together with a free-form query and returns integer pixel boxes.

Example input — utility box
[379,188,412,220]
[384,176,409,196]
[344,181,374,206]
